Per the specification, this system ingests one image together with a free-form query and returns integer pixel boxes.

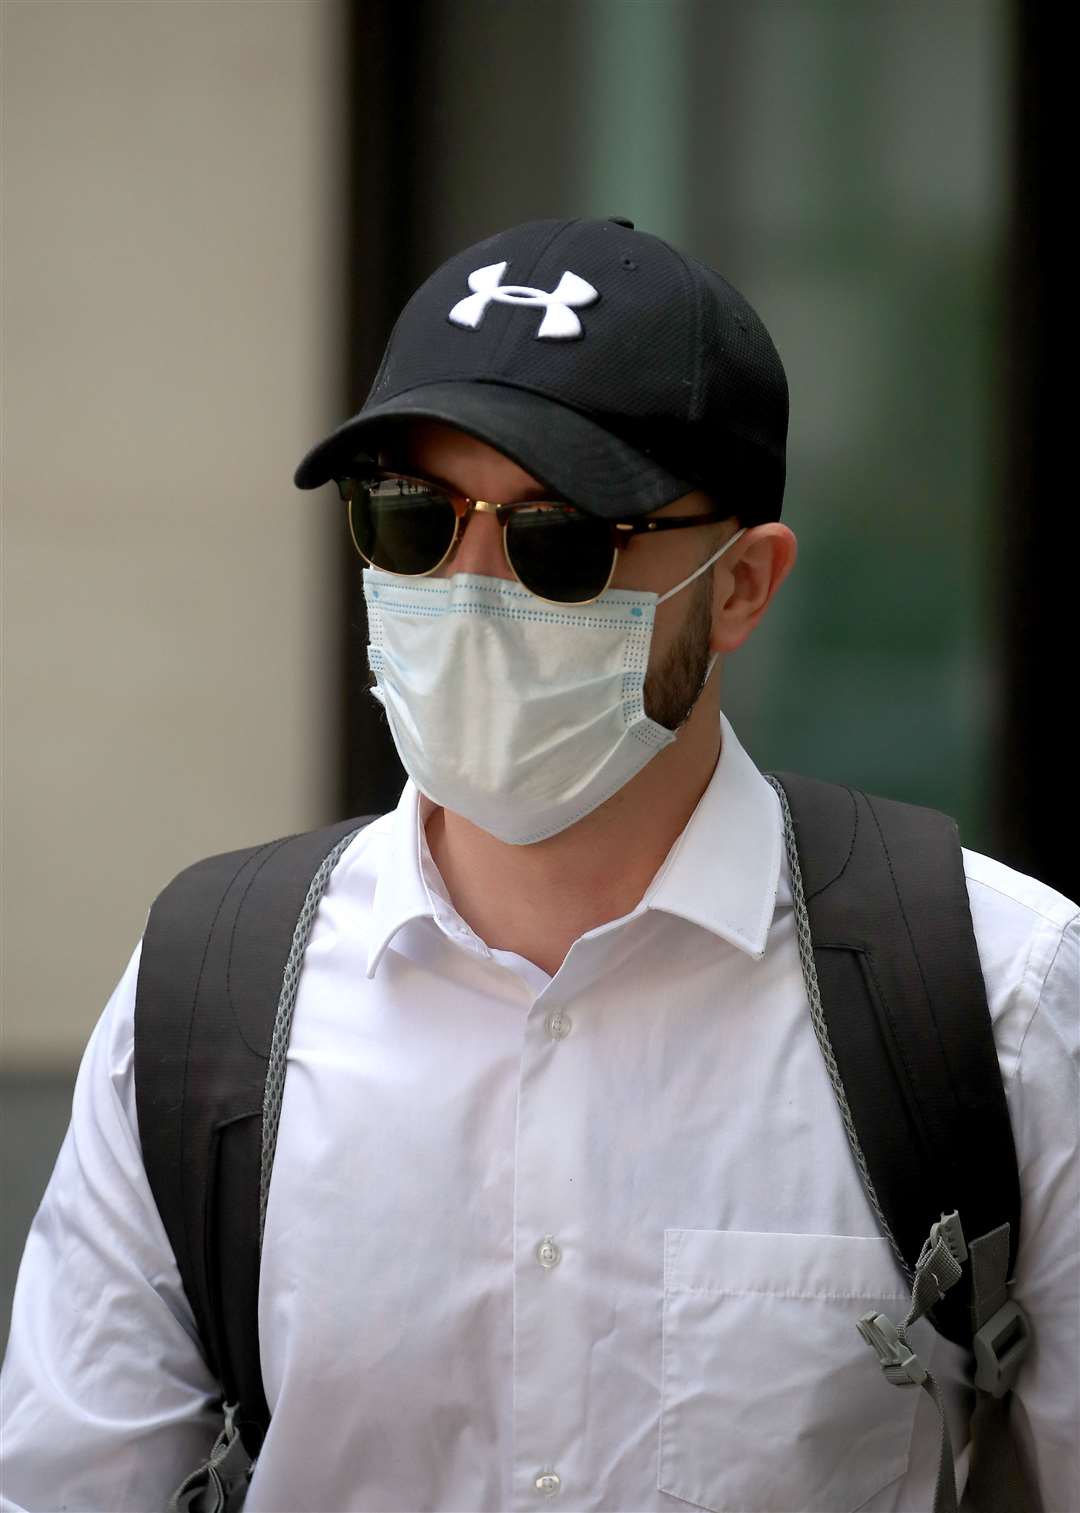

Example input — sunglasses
[336,469,733,606]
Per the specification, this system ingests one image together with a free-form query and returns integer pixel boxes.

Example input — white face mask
[363,529,746,845]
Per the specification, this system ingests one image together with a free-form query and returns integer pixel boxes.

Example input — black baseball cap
[294,217,788,524]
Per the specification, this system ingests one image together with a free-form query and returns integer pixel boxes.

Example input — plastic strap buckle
[972,1300,1031,1398]
[930,1210,968,1267]
[856,1310,928,1387]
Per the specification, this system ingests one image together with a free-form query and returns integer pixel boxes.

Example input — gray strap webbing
[959,1226,1041,1513]
[971,1225,1010,1325]
[859,1218,1036,1513]
[857,1220,965,1513]
[961,1392,1041,1513]
[167,1401,252,1513]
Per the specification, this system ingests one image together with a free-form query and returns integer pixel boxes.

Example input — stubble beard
[643,568,715,731]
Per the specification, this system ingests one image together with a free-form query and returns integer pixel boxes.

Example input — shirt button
[545,1008,572,1040]
[535,1235,562,1269]
[535,1472,561,1496]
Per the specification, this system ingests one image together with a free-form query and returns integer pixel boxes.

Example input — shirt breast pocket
[659,1228,932,1513]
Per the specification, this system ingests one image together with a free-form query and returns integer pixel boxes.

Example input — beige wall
[2,0,346,1066]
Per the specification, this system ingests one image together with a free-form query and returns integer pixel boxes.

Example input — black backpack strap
[767,773,1037,1512]
[767,770,1020,1340]
[134,815,375,1470]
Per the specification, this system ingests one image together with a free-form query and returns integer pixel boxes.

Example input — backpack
[133,774,1036,1513]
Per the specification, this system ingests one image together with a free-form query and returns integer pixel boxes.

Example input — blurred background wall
[2,0,1064,1347]
[2,0,348,1341]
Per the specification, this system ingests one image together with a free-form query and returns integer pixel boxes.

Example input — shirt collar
[637,711,784,960]
[365,779,449,978]
[364,711,784,977]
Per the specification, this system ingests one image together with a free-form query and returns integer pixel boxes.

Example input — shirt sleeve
[0,940,221,1513]
[994,903,1080,1513]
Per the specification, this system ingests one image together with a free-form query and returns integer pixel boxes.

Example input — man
[2,217,1077,1512]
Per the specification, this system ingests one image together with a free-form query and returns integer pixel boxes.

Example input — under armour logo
[448,261,599,340]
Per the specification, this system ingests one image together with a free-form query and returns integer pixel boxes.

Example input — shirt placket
[511,963,596,1511]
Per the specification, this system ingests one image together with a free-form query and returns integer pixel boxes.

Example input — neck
[425,686,724,977]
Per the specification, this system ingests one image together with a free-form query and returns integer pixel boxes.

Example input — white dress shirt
[2,715,1078,1513]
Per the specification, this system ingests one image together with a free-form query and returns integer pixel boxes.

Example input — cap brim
[292,381,698,519]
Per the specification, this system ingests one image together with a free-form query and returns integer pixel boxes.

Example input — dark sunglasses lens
[349,479,456,575]
[505,505,615,603]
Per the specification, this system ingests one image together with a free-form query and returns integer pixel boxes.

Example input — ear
[709,524,798,654]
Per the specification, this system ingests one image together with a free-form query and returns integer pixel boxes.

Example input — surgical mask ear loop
[655,527,747,606]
